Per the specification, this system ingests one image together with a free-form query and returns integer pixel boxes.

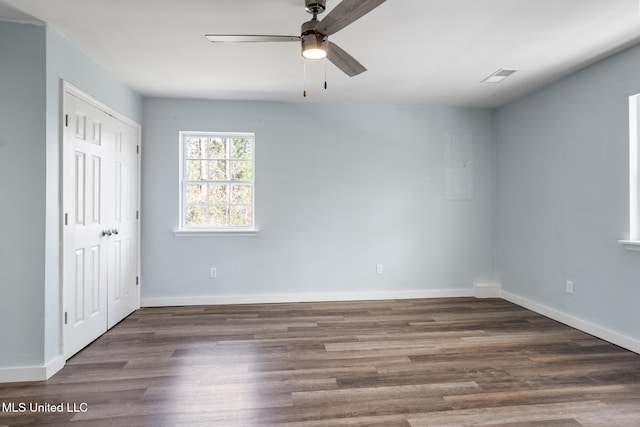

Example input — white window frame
[620,95,640,251]
[174,131,258,237]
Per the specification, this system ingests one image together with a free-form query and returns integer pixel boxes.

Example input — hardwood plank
[407,400,609,426]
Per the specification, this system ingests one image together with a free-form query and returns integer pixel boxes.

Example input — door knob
[102,229,112,237]
[112,228,119,235]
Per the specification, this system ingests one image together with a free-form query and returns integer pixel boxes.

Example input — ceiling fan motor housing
[301,20,327,58]
[305,0,326,15]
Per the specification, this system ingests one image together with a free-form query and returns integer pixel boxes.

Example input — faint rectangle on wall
[444,131,473,200]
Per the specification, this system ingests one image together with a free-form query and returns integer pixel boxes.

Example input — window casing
[629,96,639,240]
[178,131,256,232]
[620,95,640,250]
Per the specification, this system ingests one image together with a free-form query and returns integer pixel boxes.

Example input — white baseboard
[0,355,65,384]
[501,290,640,354]
[141,288,475,307]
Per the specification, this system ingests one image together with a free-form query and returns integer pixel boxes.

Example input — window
[621,95,640,250]
[177,131,256,234]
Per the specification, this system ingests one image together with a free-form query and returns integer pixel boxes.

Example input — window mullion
[226,138,233,227]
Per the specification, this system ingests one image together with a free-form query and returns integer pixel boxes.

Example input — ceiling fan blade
[315,0,387,36]
[327,41,366,77]
[205,35,300,43]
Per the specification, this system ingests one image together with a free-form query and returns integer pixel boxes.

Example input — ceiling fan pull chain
[303,59,308,97]
[324,58,328,90]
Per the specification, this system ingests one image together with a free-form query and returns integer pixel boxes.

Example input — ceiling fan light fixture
[301,36,327,59]
[302,45,327,59]
[301,20,327,60]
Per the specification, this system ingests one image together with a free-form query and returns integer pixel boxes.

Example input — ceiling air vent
[481,68,518,83]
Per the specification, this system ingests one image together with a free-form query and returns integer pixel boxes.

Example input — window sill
[618,240,640,252]
[173,228,259,237]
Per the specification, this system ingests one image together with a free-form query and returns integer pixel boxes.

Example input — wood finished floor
[2,298,640,426]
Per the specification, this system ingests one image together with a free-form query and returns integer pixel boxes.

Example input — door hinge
[65,114,69,127]
[64,312,68,325]
[136,276,139,286]
[64,213,68,226]
[136,210,139,220]
[137,145,140,154]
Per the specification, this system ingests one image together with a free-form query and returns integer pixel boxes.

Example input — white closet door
[62,87,140,358]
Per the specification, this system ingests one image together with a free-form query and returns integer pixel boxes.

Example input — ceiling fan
[205,0,387,78]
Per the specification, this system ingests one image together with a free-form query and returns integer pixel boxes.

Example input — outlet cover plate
[566,280,574,294]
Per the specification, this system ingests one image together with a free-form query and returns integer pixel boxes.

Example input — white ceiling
[2,0,640,108]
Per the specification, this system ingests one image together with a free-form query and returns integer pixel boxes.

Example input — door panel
[107,119,139,329]
[63,94,109,358]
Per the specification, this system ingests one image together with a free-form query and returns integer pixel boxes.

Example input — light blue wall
[0,21,46,368]
[495,44,640,341]
[142,99,495,300]
[0,20,142,371]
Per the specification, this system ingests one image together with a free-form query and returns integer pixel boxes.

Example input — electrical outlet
[376,264,383,275]
[209,267,217,279]
[566,280,574,294]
